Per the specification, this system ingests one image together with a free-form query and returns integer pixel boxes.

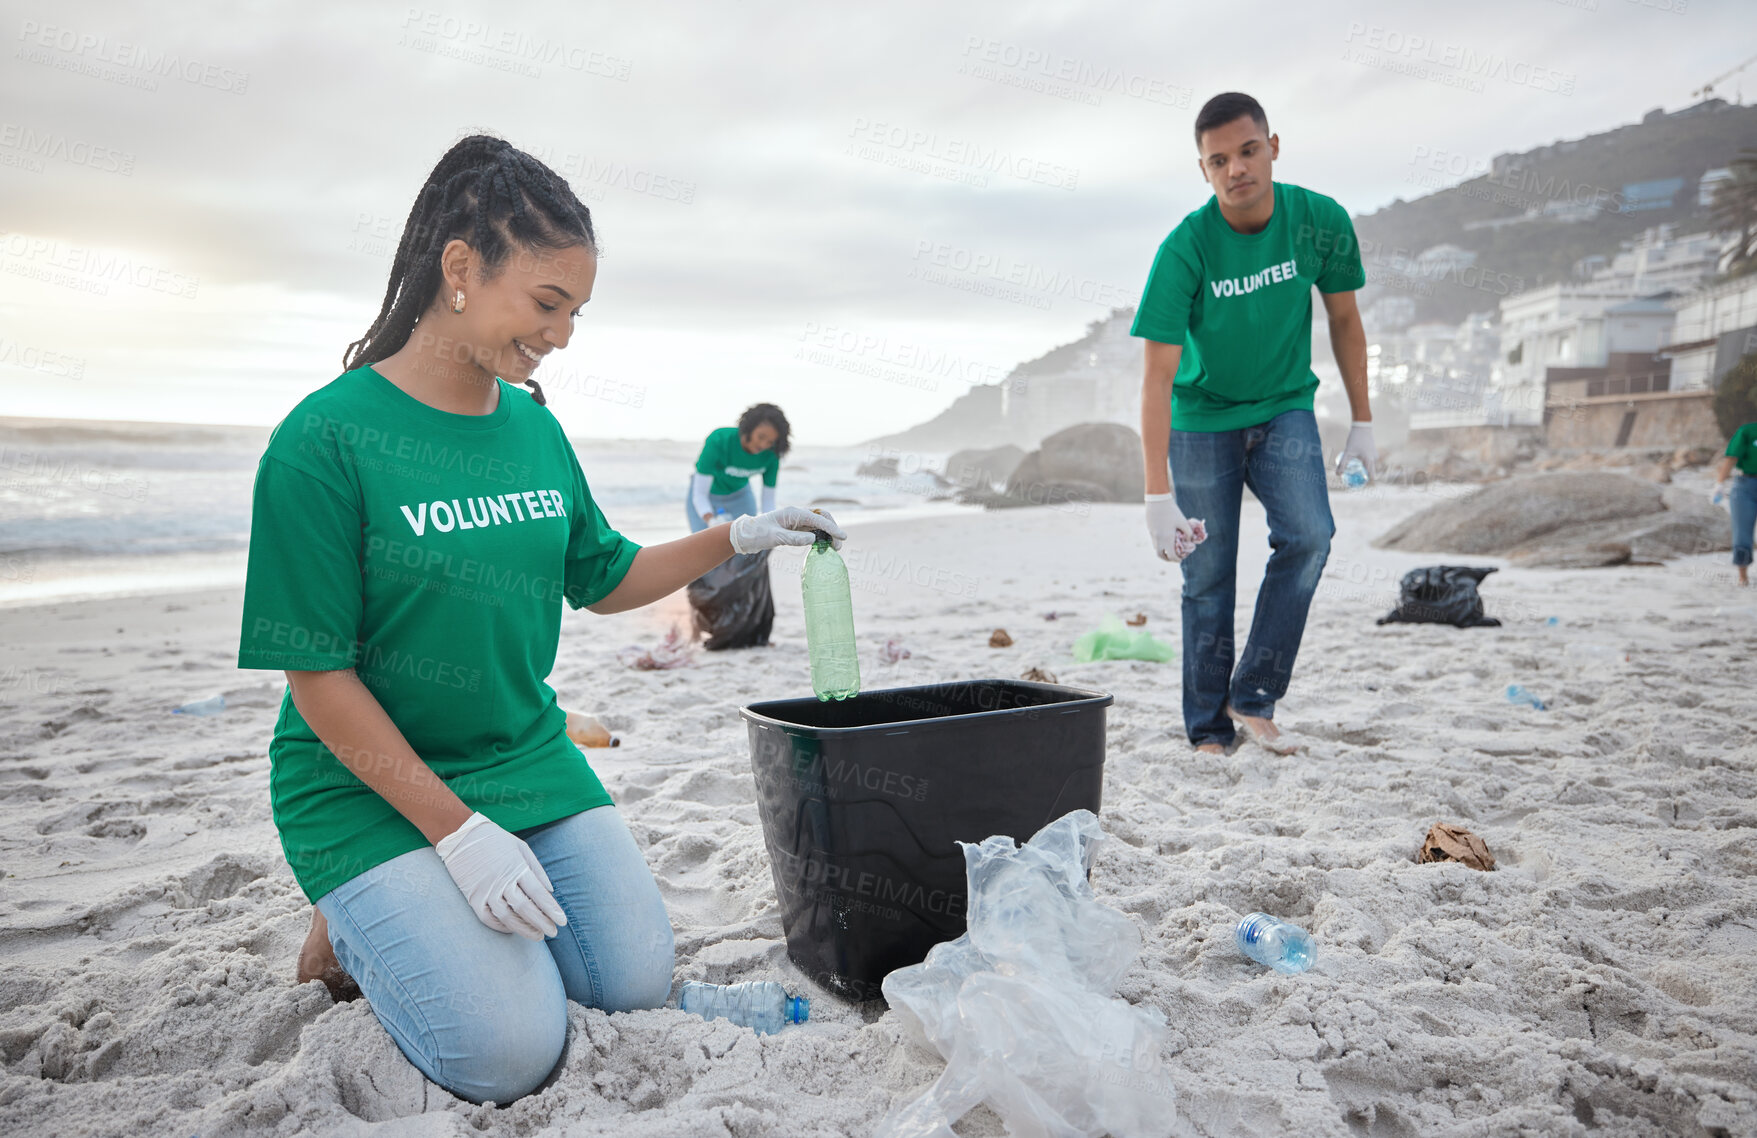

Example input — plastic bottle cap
[788,996,810,1024]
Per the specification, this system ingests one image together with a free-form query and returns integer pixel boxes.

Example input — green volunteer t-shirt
[1727,422,1757,477]
[1131,181,1366,432]
[695,426,779,496]
[237,364,642,902]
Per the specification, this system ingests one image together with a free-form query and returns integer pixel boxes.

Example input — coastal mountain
[864,313,1140,452]
[868,98,1757,454]
[1354,97,1757,327]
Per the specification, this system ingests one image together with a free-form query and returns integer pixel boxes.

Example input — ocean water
[0,419,967,606]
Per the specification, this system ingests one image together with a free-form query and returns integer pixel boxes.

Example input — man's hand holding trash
[1145,491,1207,563]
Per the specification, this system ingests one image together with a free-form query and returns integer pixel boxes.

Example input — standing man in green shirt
[1131,92,1374,755]
[1712,420,1757,586]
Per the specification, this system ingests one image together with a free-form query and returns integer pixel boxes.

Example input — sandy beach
[2,486,1755,1137]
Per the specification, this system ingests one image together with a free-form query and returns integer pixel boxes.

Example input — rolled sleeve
[238,457,363,671]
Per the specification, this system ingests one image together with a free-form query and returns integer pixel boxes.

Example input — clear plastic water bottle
[676,980,808,1034]
[172,694,227,716]
[1505,683,1546,710]
[802,536,860,701]
[1234,912,1315,974]
[1342,458,1368,488]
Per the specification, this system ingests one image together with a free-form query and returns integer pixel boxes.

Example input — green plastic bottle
[802,536,860,701]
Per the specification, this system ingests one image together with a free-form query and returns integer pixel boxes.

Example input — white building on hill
[1665,273,1757,393]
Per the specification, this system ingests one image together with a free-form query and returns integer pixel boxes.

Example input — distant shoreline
[0,415,706,450]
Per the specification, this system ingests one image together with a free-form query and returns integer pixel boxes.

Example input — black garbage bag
[1376,565,1502,628]
[688,550,775,650]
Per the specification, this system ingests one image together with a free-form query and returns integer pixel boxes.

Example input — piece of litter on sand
[1170,518,1208,561]
[1376,565,1502,628]
[989,629,1013,648]
[1072,615,1174,663]
[1125,612,1148,627]
[1021,666,1058,683]
[1505,683,1546,710]
[616,625,695,670]
[171,694,227,716]
[880,638,912,664]
[879,810,1174,1138]
[565,711,620,748]
[1418,822,1496,871]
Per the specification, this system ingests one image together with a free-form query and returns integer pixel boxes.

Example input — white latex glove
[1145,492,1207,562]
[729,506,847,554]
[1711,481,1729,508]
[1335,421,1378,478]
[434,812,567,941]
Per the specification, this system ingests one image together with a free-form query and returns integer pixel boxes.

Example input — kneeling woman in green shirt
[237,136,843,1106]
[687,405,788,531]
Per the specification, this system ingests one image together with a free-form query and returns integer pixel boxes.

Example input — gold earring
[452,289,466,314]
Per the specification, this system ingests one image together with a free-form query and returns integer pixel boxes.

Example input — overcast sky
[1,0,1749,445]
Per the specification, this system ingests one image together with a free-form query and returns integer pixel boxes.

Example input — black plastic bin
[742,678,1112,1003]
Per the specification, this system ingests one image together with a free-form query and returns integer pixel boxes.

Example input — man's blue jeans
[1167,408,1335,748]
[315,805,675,1104]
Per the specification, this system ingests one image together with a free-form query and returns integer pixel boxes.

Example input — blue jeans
[1167,408,1335,747]
[1732,474,1756,568]
[685,481,757,532]
[315,806,675,1104]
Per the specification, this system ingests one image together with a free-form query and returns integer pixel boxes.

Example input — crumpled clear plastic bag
[877,809,1176,1138]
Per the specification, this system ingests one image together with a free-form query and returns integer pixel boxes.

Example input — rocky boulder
[993,423,1144,508]
[854,454,949,496]
[1373,471,1728,567]
[944,444,1025,490]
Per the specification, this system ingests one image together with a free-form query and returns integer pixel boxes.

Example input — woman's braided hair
[343,135,597,406]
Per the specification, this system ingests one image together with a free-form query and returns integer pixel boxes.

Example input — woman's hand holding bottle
[729,507,846,554]
[434,812,567,941]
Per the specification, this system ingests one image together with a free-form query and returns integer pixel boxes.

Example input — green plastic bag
[1072,614,1176,663]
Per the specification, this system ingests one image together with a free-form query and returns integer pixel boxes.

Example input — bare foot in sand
[1224,705,1303,755]
[1195,742,1226,755]
[297,908,360,1002]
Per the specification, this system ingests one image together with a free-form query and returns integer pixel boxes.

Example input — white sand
[2,486,1755,1137]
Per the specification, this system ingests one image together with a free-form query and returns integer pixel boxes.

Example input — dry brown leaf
[1021,666,1058,683]
[1126,612,1148,626]
[989,628,1013,648]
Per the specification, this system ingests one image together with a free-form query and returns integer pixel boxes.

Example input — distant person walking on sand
[1131,92,1373,755]
[235,135,843,1106]
[1714,420,1757,586]
[687,405,788,531]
